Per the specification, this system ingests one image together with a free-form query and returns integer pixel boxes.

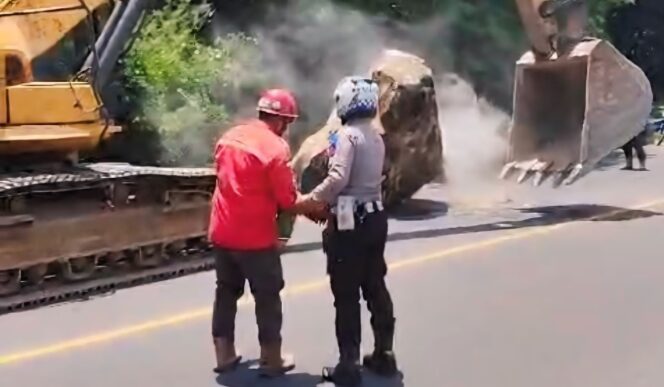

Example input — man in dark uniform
[621,131,648,170]
[306,77,398,386]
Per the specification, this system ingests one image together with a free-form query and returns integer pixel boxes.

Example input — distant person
[621,130,648,171]
[208,88,320,377]
[306,77,398,386]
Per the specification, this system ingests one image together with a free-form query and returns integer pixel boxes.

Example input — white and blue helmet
[334,76,379,124]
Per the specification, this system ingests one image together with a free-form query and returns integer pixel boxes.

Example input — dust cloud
[213,0,389,142]
[436,74,513,208]
[212,0,515,204]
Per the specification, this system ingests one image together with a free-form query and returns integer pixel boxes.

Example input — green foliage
[588,0,632,37]
[606,0,664,101]
[122,0,259,166]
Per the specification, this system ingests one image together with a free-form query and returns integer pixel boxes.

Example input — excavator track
[0,163,219,313]
[0,246,215,314]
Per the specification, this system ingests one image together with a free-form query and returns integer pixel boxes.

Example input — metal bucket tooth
[562,163,584,186]
[533,171,546,186]
[514,160,538,184]
[531,160,553,186]
[551,164,574,187]
[499,162,518,180]
[516,169,532,184]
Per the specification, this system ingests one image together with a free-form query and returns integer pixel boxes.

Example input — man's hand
[292,193,327,215]
[277,238,289,252]
[292,193,329,225]
[304,210,329,225]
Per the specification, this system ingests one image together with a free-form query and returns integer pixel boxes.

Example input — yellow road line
[1,198,663,366]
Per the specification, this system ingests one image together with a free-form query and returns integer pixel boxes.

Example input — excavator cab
[501,0,653,186]
[0,0,124,161]
[1,51,32,126]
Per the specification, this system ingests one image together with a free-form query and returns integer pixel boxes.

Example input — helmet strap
[259,112,289,137]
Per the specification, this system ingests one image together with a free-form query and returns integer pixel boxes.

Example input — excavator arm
[513,0,556,59]
[500,0,653,186]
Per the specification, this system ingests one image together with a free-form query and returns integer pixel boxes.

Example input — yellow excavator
[0,0,215,301]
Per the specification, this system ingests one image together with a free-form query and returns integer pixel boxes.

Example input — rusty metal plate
[0,202,211,270]
[7,82,100,124]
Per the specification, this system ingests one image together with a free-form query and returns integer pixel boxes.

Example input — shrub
[122,0,259,166]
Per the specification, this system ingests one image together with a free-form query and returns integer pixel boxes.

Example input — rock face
[290,49,444,208]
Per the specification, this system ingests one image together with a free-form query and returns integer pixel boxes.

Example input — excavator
[0,0,654,309]
[0,0,216,304]
[501,0,653,186]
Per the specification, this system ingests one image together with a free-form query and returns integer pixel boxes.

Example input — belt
[330,200,384,215]
[360,200,384,214]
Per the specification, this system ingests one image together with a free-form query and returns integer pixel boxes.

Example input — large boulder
[290,49,444,207]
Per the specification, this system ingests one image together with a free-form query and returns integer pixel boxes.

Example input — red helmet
[257,88,299,121]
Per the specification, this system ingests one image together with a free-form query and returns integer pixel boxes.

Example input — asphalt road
[1,148,664,387]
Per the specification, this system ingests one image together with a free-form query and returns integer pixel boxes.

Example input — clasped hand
[293,193,329,225]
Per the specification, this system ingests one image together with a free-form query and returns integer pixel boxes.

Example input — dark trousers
[212,247,285,345]
[622,132,647,167]
[322,210,395,362]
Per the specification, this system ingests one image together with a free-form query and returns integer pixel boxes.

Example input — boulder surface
[290,49,444,208]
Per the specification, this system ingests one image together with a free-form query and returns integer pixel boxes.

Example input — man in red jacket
[209,88,321,377]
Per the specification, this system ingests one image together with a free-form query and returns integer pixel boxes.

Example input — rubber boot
[212,338,242,374]
[322,347,362,387]
[363,320,398,377]
[259,346,267,366]
[258,345,277,367]
[258,341,295,378]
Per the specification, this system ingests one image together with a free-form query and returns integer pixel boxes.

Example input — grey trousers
[212,247,285,345]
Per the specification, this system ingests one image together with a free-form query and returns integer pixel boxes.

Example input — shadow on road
[388,199,449,221]
[595,148,658,171]
[519,204,661,222]
[285,204,660,254]
[215,361,405,386]
[387,204,661,243]
[595,150,626,170]
[215,361,319,387]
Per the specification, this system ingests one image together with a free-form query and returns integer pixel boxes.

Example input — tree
[116,0,259,166]
[607,0,664,101]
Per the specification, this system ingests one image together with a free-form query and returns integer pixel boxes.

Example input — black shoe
[321,363,362,386]
[363,351,398,377]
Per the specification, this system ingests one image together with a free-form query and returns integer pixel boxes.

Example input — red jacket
[208,119,297,250]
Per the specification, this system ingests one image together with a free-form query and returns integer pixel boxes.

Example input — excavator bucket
[501,39,653,186]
